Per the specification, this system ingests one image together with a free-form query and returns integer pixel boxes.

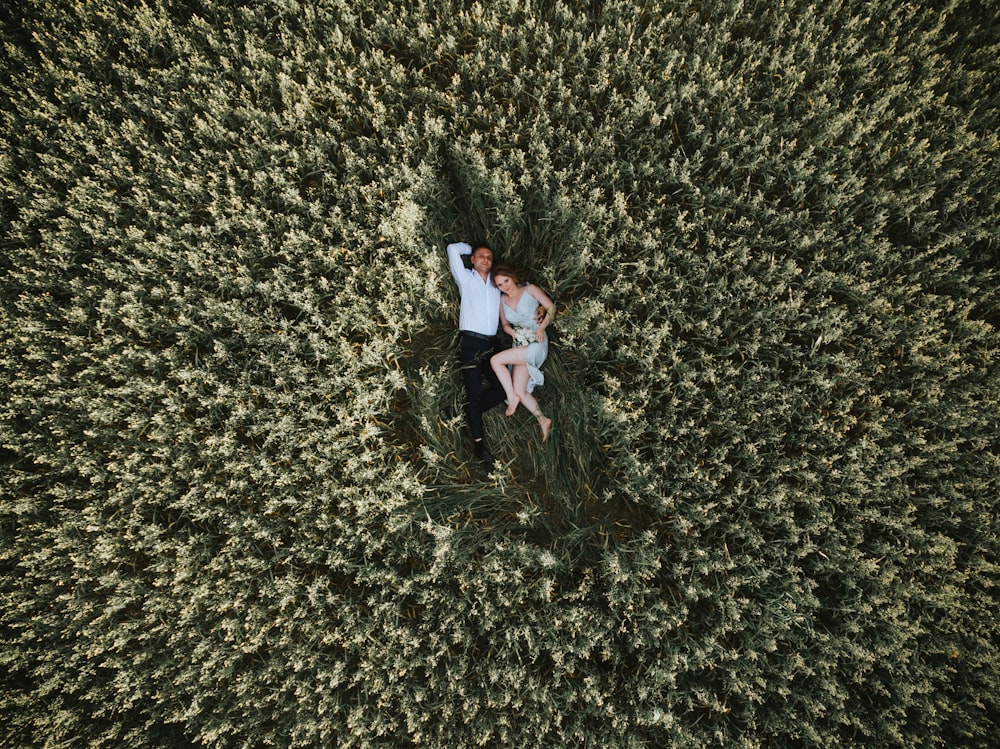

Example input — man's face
[471,247,493,274]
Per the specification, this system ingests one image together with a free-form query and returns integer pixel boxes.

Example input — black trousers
[459,333,505,442]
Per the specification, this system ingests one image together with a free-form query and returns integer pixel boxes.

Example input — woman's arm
[526,284,556,339]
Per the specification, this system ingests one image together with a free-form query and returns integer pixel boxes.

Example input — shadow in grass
[385,156,656,555]
[391,324,654,559]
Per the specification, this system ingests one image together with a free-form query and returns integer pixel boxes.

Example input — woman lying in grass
[489,264,555,442]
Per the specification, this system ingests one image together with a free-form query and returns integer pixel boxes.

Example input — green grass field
[2,0,999,746]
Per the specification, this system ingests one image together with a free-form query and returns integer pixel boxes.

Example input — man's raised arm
[447,242,472,286]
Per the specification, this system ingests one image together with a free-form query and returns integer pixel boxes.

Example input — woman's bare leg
[491,347,529,416]
[512,365,551,442]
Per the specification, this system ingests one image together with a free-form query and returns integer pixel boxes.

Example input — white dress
[503,291,548,393]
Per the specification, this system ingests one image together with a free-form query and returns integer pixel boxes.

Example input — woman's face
[494,274,515,294]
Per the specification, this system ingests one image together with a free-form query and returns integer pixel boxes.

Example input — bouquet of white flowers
[513,326,534,348]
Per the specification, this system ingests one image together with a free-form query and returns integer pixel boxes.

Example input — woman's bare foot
[505,396,520,416]
[537,414,552,442]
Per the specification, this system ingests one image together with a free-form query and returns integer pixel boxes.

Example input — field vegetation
[2,0,999,746]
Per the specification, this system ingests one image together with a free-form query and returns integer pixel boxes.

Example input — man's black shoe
[474,442,495,467]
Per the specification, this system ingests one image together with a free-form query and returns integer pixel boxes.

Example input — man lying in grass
[447,241,506,467]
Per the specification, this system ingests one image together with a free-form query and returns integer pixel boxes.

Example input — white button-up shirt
[447,242,501,336]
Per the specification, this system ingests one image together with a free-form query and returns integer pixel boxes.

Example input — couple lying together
[447,241,555,467]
